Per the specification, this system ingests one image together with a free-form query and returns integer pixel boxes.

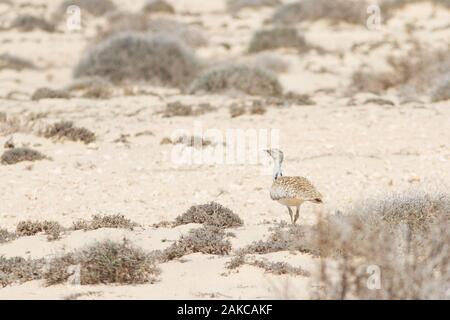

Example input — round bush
[73,33,201,87]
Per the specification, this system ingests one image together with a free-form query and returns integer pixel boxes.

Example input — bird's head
[264,148,284,164]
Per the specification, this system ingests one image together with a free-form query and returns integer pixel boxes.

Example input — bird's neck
[273,160,282,181]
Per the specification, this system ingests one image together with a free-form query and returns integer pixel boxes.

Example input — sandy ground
[0,0,449,299]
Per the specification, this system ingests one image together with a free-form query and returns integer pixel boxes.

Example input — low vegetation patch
[16,220,63,241]
[10,14,55,32]
[0,53,35,71]
[0,228,16,244]
[272,0,367,25]
[1,147,48,165]
[248,28,308,53]
[72,214,138,231]
[160,101,215,117]
[189,64,283,97]
[31,88,71,101]
[175,202,243,228]
[143,0,175,14]
[99,14,206,48]
[44,239,159,285]
[227,0,281,13]
[350,46,450,101]
[0,256,44,287]
[74,33,200,87]
[163,226,232,261]
[43,121,95,144]
[160,135,212,147]
[314,190,450,299]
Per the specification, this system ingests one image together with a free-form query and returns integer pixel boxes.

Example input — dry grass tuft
[143,0,175,14]
[160,135,213,147]
[226,254,309,276]
[350,46,450,101]
[1,147,48,165]
[0,256,44,287]
[43,121,95,144]
[160,101,215,117]
[189,64,283,97]
[248,28,308,53]
[59,0,116,17]
[31,87,71,101]
[0,53,35,71]
[72,214,138,231]
[226,0,281,13]
[10,14,55,32]
[175,202,243,228]
[74,33,200,87]
[99,14,206,48]
[16,220,63,241]
[44,239,159,285]
[163,226,232,261]
[272,0,367,25]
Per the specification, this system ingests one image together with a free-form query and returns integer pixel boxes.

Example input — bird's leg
[287,207,293,224]
[294,206,300,224]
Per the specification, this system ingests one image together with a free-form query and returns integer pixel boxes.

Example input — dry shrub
[99,14,206,48]
[43,121,95,144]
[65,77,113,99]
[351,46,450,100]
[248,259,310,276]
[0,228,16,244]
[240,223,318,255]
[160,101,215,117]
[44,239,159,285]
[189,64,283,97]
[59,0,116,17]
[380,0,450,14]
[31,87,71,101]
[248,28,308,53]
[175,202,243,228]
[160,135,212,147]
[229,100,267,117]
[10,14,55,32]
[227,0,281,13]
[272,0,367,25]
[72,214,138,231]
[1,147,48,165]
[0,53,35,71]
[0,256,44,287]
[430,72,450,102]
[314,191,450,299]
[163,226,232,261]
[247,53,289,74]
[226,254,309,276]
[143,0,175,14]
[0,113,33,136]
[16,220,63,241]
[74,33,200,87]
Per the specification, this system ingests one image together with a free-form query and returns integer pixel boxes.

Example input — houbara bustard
[264,149,322,224]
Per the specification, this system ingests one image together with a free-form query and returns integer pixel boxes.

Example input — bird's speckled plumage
[270,176,322,202]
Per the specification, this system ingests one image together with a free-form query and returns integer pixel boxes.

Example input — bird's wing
[270,176,322,201]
